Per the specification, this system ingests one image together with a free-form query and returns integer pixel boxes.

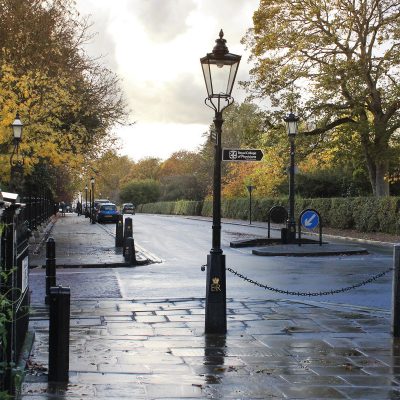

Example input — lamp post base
[287,220,296,243]
[205,252,227,334]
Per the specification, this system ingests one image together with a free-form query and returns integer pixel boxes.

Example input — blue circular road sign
[301,210,320,230]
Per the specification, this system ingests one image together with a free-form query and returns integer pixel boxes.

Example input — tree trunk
[365,158,377,196]
[365,159,390,197]
[359,120,390,197]
[375,160,390,196]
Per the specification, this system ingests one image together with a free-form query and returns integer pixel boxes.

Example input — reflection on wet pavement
[21,297,400,399]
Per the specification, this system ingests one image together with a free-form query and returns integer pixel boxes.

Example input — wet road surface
[22,213,400,399]
[101,214,394,310]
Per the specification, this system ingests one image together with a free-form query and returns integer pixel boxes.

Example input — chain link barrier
[226,266,394,297]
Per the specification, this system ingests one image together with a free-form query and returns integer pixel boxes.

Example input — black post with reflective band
[48,286,70,382]
[45,238,56,305]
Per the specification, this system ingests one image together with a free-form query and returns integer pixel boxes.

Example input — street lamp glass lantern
[90,177,95,185]
[12,112,23,141]
[284,112,299,136]
[200,30,241,99]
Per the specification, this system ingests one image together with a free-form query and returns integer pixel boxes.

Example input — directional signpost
[222,149,263,162]
[299,209,322,246]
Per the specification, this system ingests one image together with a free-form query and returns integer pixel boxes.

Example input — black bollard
[124,237,137,265]
[45,238,56,305]
[48,286,70,383]
[392,245,400,337]
[115,214,124,247]
[123,217,133,256]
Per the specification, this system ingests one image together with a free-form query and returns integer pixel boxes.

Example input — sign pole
[246,185,255,225]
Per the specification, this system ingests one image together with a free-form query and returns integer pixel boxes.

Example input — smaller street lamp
[90,177,95,224]
[10,112,24,193]
[12,113,23,143]
[283,112,299,243]
[78,192,82,216]
[85,185,89,218]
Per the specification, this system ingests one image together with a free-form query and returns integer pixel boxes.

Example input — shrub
[137,196,400,235]
[120,179,160,206]
[328,198,354,229]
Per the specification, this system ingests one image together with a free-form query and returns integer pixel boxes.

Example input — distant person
[60,201,66,217]
[77,201,82,216]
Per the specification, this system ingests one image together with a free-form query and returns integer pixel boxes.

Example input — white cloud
[76,0,259,160]
[116,122,208,161]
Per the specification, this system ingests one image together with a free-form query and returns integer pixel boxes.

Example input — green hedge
[137,196,400,235]
[138,200,203,216]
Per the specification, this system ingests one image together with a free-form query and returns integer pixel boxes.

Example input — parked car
[96,203,120,223]
[93,199,111,219]
[94,198,111,210]
[122,203,135,215]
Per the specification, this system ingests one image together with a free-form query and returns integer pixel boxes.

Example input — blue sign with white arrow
[301,210,320,230]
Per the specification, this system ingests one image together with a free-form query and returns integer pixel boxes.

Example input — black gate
[0,195,30,394]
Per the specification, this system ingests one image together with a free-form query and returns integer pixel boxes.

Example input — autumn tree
[222,147,287,198]
[120,179,161,205]
[157,151,205,200]
[159,150,200,178]
[123,157,162,183]
[0,0,128,197]
[243,0,400,196]
[87,151,134,203]
[208,102,268,197]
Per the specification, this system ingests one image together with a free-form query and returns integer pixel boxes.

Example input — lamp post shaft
[91,181,95,224]
[249,190,252,225]
[85,189,88,218]
[287,136,296,241]
[205,110,227,334]
[211,112,223,254]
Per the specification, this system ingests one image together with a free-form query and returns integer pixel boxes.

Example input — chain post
[392,245,400,337]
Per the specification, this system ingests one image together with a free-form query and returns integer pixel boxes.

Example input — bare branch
[302,117,356,136]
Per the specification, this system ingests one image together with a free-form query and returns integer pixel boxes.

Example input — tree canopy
[242,0,400,196]
[0,0,127,199]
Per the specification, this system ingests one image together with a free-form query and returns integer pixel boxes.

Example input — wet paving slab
[21,297,400,399]
[29,214,151,268]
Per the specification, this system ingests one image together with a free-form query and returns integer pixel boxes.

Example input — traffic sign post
[246,185,255,225]
[222,149,263,162]
[298,209,322,246]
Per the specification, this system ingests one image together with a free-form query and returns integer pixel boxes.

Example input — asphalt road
[101,214,394,311]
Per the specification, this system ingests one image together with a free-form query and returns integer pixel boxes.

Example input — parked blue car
[96,203,119,223]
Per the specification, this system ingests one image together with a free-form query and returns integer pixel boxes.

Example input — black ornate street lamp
[201,30,241,334]
[284,112,299,243]
[84,184,88,218]
[90,177,95,224]
[9,113,24,193]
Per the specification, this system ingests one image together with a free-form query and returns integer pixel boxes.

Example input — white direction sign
[222,149,263,162]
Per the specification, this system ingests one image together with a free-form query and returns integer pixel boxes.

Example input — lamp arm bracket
[10,144,18,166]
[205,96,234,113]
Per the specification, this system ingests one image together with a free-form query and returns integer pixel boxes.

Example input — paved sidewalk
[21,214,400,399]
[29,214,151,268]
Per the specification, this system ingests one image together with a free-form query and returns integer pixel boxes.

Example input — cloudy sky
[76,0,259,161]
